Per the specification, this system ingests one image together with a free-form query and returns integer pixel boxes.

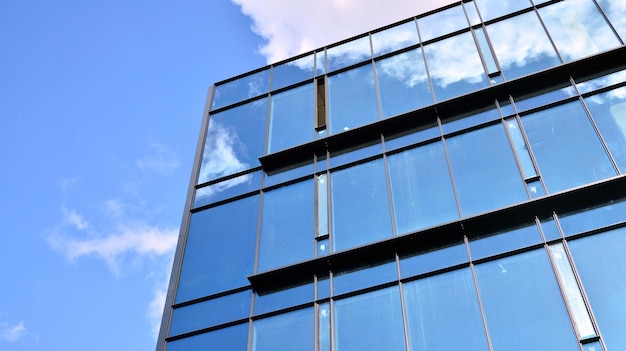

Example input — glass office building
[157,1,626,350]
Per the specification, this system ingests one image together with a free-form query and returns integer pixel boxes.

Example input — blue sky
[0,1,451,350]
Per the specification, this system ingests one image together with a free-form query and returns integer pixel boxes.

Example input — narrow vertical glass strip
[506,118,537,179]
[319,302,331,351]
[474,27,498,74]
[526,179,545,198]
[317,174,329,236]
[540,216,562,241]
[464,1,482,26]
[549,243,596,339]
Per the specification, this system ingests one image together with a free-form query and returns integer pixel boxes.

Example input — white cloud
[62,206,90,231]
[0,321,26,343]
[231,0,458,63]
[137,142,180,176]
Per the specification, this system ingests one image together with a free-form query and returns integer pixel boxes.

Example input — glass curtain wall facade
[157,1,626,350]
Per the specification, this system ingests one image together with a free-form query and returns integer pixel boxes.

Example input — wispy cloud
[0,321,26,343]
[62,206,90,231]
[137,142,180,176]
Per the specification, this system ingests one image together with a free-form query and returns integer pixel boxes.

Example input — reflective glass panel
[521,101,616,193]
[268,83,315,153]
[474,27,498,74]
[475,249,579,351]
[319,303,331,351]
[326,36,372,73]
[569,228,626,351]
[464,1,482,26]
[400,243,468,278]
[329,141,383,169]
[557,198,626,236]
[176,195,259,303]
[334,287,406,351]
[423,32,488,101]
[418,5,468,42]
[170,290,251,336]
[194,171,262,208]
[513,84,576,113]
[264,159,314,188]
[333,259,397,296]
[584,87,626,171]
[383,124,440,152]
[506,118,537,179]
[317,174,329,237]
[252,307,314,351]
[474,0,530,22]
[596,0,626,40]
[540,215,562,241]
[576,69,626,94]
[403,268,488,351]
[198,99,267,183]
[213,69,270,110]
[441,106,500,135]
[258,180,314,272]
[486,12,560,80]
[371,21,419,57]
[446,123,527,217]
[271,54,315,91]
[327,64,379,134]
[166,323,249,351]
[254,281,314,315]
[375,49,433,118]
[539,0,620,62]
[469,223,542,260]
[387,141,459,234]
[330,158,393,251]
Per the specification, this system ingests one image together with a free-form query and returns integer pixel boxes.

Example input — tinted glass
[486,12,560,80]
[271,54,315,91]
[576,69,626,94]
[254,281,314,315]
[513,84,576,113]
[521,101,616,193]
[198,100,267,183]
[333,259,397,296]
[166,323,249,351]
[474,27,498,74]
[474,0,530,21]
[330,159,393,251]
[268,83,315,153]
[469,223,542,260]
[557,198,626,236]
[423,32,488,101]
[446,123,527,217]
[170,290,251,336]
[328,64,379,134]
[441,107,500,135]
[418,4,468,42]
[383,124,440,152]
[375,49,433,118]
[371,21,419,57]
[334,287,406,351]
[258,180,314,272]
[400,243,468,278]
[596,0,626,40]
[252,307,314,351]
[176,196,259,302]
[584,87,626,171]
[213,69,270,110]
[263,159,314,188]
[539,0,620,62]
[329,142,383,169]
[403,268,488,351]
[387,141,459,234]
[194,171,262,208]
[326,36,372,73]
[569,228,626,350]
[475,249,579,351]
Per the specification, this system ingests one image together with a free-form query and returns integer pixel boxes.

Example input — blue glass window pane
[194,171,262,208]
[474,0,530,22]
[446,123,527,217]
[170,290,251,336]
[375,49,433,118]
[371,21,419,57]
[441,107,500,135]
[383,124,440,152]
[418,4,468,42]
[539,0,620,62]
[576,69,626,94]
[254,281,314,315]
[326,36,372,73]
[334,287,406,351]
[475,249,579,351]
[400,243,468,278]
[252,307,314,351]
[569,229,626,351]
[387,141,459,234]
[486,12,560,80]
[213,69,270,110]
[474,27,498,74]
[263,159,314,188]
[268,83,315,153]
[540,216,562,241]
[469,223,542,260]
[558,198,626,236]
[333,259,397,296]
[328,64,379,134]
[176,196,259,303]
[513,84,576,113]
[166,323,249,351]
[423,32,488,101]
[521,101,616,193]
[403,268,488,351]
[330,159,393,251]
[585,87,626,171]
[198,100,267,183]
[258,180,314,272]
[596,0,626,40]
[464,1,481,26]
[319,303,331,351]
[506,118,537,179]
[329,142,383,169]
[271,54,315,91]
[317,276,330,300]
